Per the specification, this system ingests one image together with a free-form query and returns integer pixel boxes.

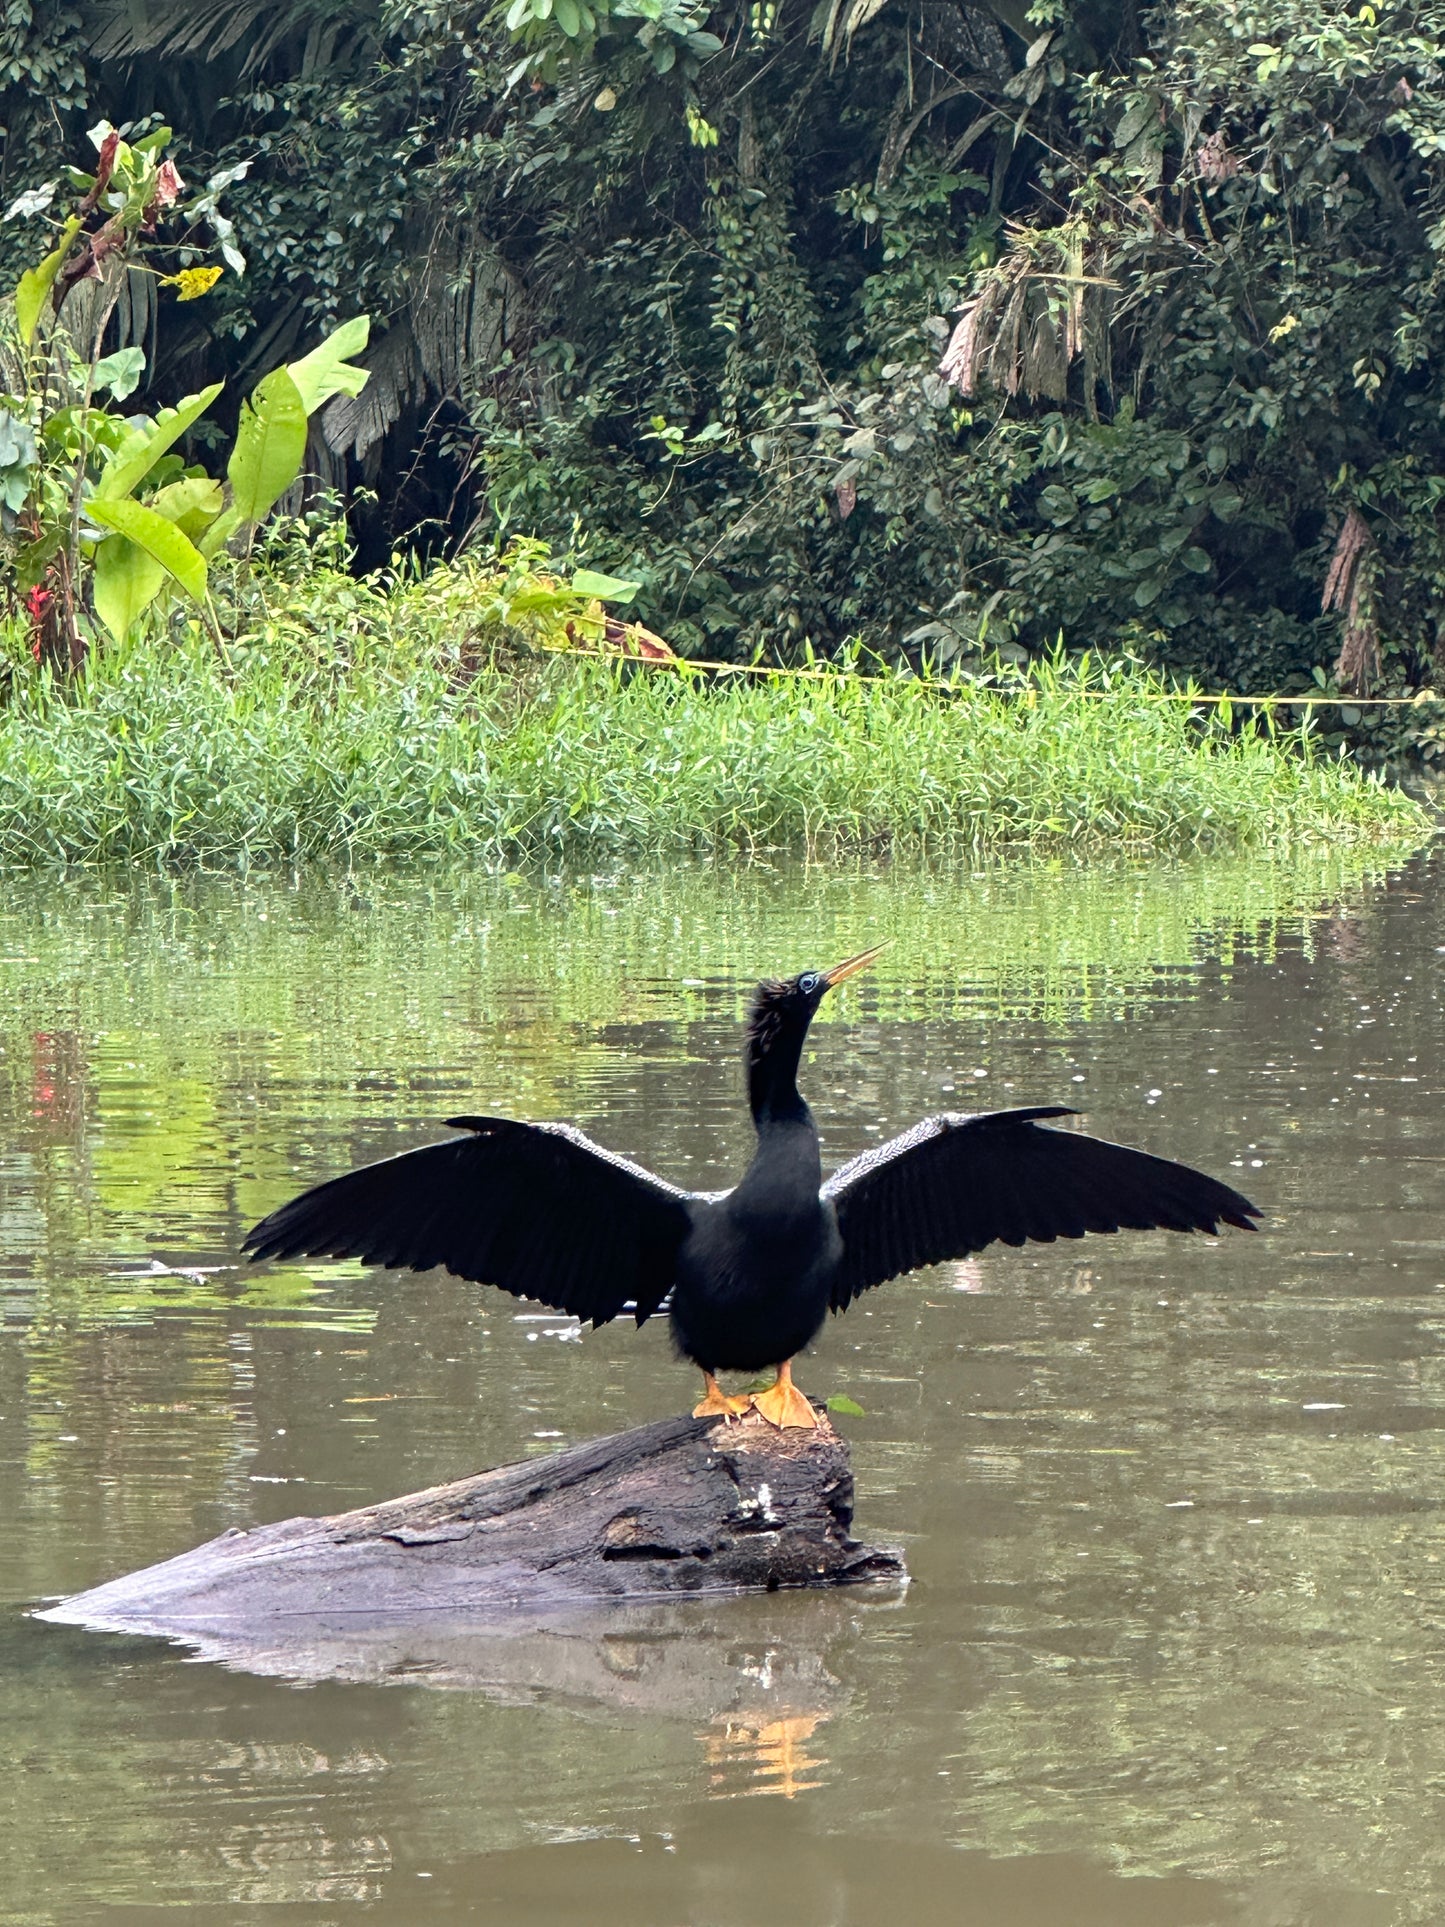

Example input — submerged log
[41,1408,905,1641]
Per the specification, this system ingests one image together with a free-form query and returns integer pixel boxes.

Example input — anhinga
[244,945,1259,1428]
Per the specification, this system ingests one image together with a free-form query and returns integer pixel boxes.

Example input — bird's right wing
[822,1107,1259,1309]
[243,1115,694,1327]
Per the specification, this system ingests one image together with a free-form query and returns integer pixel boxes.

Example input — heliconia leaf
[227,367,307,529]
[97,382,224,502]
[196,505,243,561]
[287,315,371,415]
[571,568,640,602]
[146,476,224,540]
[86,496,208,603]
[15,217,82,346]
[91,534,168,643]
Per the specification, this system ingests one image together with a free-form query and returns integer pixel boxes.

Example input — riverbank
[0,549,1428,868]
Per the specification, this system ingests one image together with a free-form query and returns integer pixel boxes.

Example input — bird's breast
[686,1190,837,1283]
[669,1193,840,1372]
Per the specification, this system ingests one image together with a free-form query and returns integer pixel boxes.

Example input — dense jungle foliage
[7,0,1445,753]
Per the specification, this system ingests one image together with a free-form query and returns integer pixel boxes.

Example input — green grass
[0,551,1429,867]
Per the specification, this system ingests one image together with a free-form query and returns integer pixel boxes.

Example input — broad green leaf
[227,367,307,528]
[0,410,37,471]
[1113,97,1156,149]
[1124,129,1165,183]
[571,567,640,602]
[15,217,81,346]
[97,382,224,501]
[86,496,208,602]
[93,346,145,401]
[197,505,243,561]
[13,531,62,593]
[555,0,581,34]
[4,180,58,221]
[91,534,167,643]
[146,476,224,540]
[287,316,371,414]
[826,1394,866,1417]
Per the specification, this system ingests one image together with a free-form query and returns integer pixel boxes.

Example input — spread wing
[243,1115,695,1327]
[822,1106,1260,1310]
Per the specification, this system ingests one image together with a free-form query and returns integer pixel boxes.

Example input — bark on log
[40,1408,905,1643]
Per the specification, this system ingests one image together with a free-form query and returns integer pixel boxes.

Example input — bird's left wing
[822,1107,1259,1310]
[243,1115,694,1327]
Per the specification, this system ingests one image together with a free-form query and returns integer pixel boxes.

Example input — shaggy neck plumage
[744,986,816,1127]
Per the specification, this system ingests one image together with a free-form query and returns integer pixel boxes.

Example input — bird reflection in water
[702,1711,830,1800]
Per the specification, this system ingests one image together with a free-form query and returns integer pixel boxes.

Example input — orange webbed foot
[693,1372,753,1421]
[749,1361,821,1430]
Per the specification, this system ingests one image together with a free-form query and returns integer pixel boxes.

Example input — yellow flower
[160,266,224,301]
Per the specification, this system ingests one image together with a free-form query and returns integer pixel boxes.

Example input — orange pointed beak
[822,941,890,989]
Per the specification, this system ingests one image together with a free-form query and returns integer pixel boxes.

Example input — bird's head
[744,944,888,1115]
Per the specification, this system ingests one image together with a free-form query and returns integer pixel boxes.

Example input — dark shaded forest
[6,0,1445,737]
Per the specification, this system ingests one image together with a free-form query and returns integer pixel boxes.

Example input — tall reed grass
[0,552,1428,867]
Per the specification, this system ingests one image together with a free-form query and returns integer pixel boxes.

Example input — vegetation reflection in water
[6,844,1445,1922]
[0,842,1404,1334]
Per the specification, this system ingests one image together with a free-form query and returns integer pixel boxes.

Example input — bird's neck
[739,1018,824,1210]
[747,1025,811,1128]
[743,1093,822,1203]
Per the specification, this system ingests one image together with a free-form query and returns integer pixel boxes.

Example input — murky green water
[3,846,1444,1925]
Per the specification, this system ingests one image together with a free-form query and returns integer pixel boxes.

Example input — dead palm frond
[939,220,1115,410]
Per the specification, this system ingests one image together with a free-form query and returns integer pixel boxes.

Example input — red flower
[26,585,50,662]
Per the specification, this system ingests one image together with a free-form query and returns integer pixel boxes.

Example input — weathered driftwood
[40,1408,905,1647]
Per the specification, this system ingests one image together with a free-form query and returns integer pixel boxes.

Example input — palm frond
[81,0,375,68]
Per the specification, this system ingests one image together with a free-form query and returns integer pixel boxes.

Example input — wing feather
[243,1115,693,1328]
[823,1107,1259,1309]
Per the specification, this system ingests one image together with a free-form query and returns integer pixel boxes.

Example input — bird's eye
[799,973,821,995]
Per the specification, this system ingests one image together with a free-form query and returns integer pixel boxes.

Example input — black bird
[243,945,1259,1428]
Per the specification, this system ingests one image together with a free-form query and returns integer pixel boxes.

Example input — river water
[2,846,1443,1925]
